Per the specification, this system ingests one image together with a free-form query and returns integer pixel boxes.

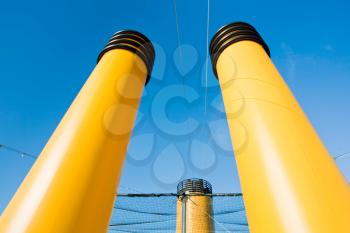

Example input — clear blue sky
[1,0,350,213]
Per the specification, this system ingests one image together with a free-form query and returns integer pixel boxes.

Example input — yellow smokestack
[210,22,350,233]
[176,179,214,233]
[0,30,154,233]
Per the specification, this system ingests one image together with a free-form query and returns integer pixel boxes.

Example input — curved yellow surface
[0,49,147,233]
[176,195,214,233]
[216,40,350,233]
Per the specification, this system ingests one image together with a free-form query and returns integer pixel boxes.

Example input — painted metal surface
[176,195,214,233]
[216,39,350,233]
[0,48,148,233]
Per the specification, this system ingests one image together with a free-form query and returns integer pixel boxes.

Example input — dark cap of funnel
[209,22,270,78]
[98,30,155,85]
[177,178,212,195]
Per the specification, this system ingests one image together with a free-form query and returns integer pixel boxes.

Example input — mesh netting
[109,194,248,233]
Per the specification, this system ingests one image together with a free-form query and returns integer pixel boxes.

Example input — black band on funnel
[97,30,155,85]
[209,22,270,78]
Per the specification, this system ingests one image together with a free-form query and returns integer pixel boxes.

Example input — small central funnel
[176,179,214,233]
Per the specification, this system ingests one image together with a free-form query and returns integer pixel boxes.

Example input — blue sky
[0,0,350,213]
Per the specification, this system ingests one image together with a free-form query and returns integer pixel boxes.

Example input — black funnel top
[98,30,155,85]
[177,179,212,195]
[209,22,270,78]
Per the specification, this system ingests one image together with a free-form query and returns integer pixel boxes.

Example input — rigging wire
[187,196,232,233]
[1,143,350,162]
[115,193,242,197]
[204,0,210,114]
[171,0,196,178]
[334,151,350,160]
[172,0,187,97]
[0,143,36,159]
[172,0,182,58]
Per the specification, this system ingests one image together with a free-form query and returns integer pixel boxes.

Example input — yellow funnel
[210,22,350,233]
[0,30,155,233]
[176,179,214,233]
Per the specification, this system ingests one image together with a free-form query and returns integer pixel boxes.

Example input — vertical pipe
[176,196,183,232]
[182,196,187,233]
[176,179,214,233]
[210,22,350,233]
[0,30,155,233]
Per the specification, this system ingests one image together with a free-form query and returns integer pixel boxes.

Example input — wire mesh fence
[109,193,248,233]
